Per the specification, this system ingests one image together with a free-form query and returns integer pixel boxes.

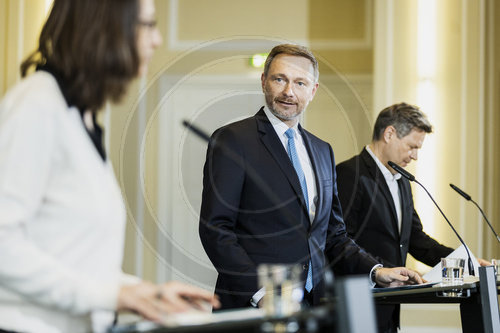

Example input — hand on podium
[374,267,424,287]
[477,258,491,266]
[117,281,220,322]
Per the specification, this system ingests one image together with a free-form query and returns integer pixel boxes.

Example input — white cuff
[83,280,121,311]
[120,273,141,285]
[250,287,266,307]
[369,264,383,287]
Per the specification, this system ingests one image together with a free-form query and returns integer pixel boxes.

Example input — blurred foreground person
[0,1,218,332]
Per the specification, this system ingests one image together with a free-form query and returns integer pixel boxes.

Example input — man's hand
[374,267,423,288]
[257,298,264,308]
[477,258,491,266]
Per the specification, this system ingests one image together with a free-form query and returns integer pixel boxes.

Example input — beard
[265,94,306,122]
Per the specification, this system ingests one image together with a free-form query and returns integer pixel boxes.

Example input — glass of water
[257,264,303,317]
[441,258,466,297]
[441,258,466,286]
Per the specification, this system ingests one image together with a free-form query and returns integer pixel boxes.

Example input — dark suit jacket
[199,109,379,310]
[336,148,453,330]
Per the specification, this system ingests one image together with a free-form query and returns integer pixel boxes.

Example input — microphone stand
[470,200,500,243]
[450,184,500,243]
[388,161,475,276]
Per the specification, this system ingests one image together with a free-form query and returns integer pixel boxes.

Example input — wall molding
[167,0,372,51]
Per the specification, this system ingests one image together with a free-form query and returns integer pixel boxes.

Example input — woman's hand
[117,280,220,322]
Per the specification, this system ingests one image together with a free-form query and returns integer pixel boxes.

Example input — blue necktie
[284,128,313,292]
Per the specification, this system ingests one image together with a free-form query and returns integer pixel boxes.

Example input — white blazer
[0,71,130,333]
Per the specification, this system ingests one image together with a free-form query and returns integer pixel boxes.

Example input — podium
[109,276,376,333]
[108,268,499,333]
[109,305,337,333]
[373,266,500,333]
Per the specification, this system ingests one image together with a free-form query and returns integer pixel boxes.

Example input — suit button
[400,244,403,248]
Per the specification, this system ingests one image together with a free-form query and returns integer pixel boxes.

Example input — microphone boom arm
[388,161,475,276]
[414,180,475,276]
[449,183,500,243]
[471,199,500,243]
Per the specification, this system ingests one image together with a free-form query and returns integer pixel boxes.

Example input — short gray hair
[372,102,433,141]
[263,44,319,82]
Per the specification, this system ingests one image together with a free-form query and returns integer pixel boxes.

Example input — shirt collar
[365,145,401,182]
[263,106,300,138]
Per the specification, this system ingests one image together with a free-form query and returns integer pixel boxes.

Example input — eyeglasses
[137,19,157,29]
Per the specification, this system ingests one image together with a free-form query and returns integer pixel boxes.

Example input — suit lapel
[398,179,412,242]
[299,125,321,227]
[255,109,310,221]
[361,149,400,235]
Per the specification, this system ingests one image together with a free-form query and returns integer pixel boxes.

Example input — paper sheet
[160,307,264,327]
[422,244,480,283]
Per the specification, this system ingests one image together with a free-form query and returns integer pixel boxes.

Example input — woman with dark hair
[0,0,218,332]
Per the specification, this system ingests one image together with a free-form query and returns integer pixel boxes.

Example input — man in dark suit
[336,103,454,333]
[199,45,422,310]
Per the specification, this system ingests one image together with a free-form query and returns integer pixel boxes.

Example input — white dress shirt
[263,107,317,222]
[0,71,134,333]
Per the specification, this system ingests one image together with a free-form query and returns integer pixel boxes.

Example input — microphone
[450,184,500,243]
[182,120,211,142]
[387,161,415,181]
[449,184,471,201]
[387,161,475,276]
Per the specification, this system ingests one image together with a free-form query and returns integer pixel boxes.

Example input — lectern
[109,276,377,333]
[373,266,500,333]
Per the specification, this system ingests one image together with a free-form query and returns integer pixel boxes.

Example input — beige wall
[486,0,500,260]
[0,0,48,95]
[307,0,374,161]
[0,1,6,94]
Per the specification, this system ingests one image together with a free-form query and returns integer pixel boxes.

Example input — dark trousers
[302,289,314,307]
[379,328,398,333]
[376,304,399,333]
